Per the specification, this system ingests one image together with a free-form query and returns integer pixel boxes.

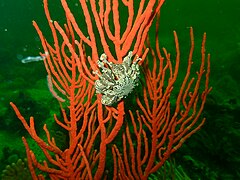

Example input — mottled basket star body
[94,51,141,105]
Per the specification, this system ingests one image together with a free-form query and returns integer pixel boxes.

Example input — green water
[0,0,239,179]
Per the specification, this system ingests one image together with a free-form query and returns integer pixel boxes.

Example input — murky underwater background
[0,0,240,179]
